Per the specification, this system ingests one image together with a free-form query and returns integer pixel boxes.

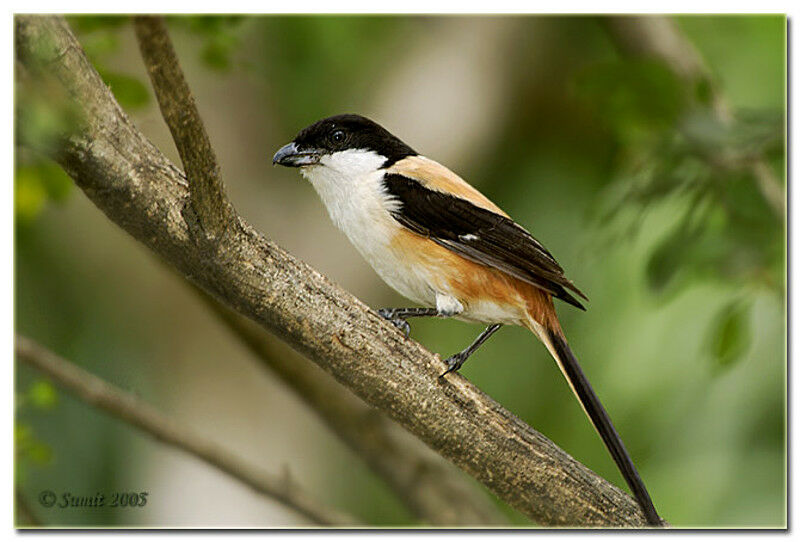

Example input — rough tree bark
[203,291,506,525]
[15,15,655,527]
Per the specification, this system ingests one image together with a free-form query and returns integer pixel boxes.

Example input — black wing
[383,173,587,310]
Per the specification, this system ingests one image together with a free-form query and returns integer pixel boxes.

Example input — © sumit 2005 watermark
[37,490,149,509]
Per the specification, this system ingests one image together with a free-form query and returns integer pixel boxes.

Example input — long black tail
[545,329,662,526]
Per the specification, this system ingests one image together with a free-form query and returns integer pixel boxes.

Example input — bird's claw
[440,352,467,378]
[391,319,411,338]
[378,309,411,338]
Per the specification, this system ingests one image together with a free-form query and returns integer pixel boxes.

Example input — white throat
[300,149,395,232]
[301,148,387,194]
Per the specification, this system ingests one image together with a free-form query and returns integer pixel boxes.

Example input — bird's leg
[377,307,440,338]
[441,324,503,377]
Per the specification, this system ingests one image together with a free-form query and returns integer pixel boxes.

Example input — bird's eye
[330,130,346,144]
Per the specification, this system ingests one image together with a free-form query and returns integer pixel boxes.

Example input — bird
[273,113,662,526]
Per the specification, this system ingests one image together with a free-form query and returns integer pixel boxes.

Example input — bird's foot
[440,351,469,378]
[378,308,411,338]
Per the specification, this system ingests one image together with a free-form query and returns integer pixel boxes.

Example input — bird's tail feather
[525,317,662,526]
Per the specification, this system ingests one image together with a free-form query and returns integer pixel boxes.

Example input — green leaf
[15,159,73,223]
[14,167,47,223]
[98,70,150,110]
[15,423,32,446]
[646,225,699,293]
[27,442,53,465]
[708,301,752,368]
[74,29,121,59]
[27,380,57,410]
[15,424,53,465]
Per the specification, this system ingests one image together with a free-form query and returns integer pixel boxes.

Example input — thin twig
[15,335,358,526]
[133,16,235,239]
[603,15,785,220]
[16,15,656,526]
[201,290,506,526]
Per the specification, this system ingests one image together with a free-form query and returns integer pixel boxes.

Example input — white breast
[302,150,437,306]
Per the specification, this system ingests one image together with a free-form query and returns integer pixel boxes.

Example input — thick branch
[16,15,653,526]
[603,15,785,220]
[202,291,506,525]
[15,335,356,526]
[132,19,502,523]
[133,16,234,239]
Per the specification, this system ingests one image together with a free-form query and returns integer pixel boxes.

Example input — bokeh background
[15,15,786,527]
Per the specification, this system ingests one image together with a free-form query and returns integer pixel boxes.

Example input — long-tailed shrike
[273,114,661,526]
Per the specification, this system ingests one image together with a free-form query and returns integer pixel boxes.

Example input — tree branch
[132,16,235,239]
[15,335,357,526]
[16,15,654,526]
[201,290,506,525]
[131,19,504,523]
[602,15,785,220]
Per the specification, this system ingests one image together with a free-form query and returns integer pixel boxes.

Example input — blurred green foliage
[97,70,151,110]
[259,16,410,127]
[26,380,59,411]
[172,16,247,71]
[16,380,58,484]
[709,300,753,369]
[574,59,688,140]
[14,158,72,225]
[15,14,785,528]
[15,424,53,476]
[570,18,784,377]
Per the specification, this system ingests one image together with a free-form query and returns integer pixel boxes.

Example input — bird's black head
[272,114,417,169]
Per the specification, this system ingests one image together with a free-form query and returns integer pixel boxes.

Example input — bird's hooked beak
[272,142,321,167]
